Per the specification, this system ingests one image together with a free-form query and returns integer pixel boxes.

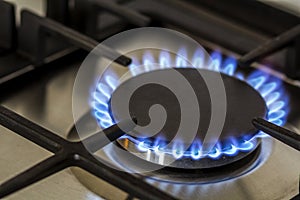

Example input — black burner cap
[110,68,267,148]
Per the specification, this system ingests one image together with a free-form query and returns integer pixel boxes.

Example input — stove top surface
[0,0,299,200]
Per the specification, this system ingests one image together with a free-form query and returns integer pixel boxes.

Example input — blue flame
[209,51,222,71]
[92,49,289,160]
[192,49,204,68]
[176,47,188,67]
[160,51,171,68]
[143,51,156,72]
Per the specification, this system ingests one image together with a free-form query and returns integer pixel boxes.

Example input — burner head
[109,68,267,168]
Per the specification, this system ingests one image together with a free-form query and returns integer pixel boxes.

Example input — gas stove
[0,1,299,200]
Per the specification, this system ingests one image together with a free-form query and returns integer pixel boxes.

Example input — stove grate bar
[0,105,63,153]
[238,24,300,66]
[0,154,68,198]
[252,118,300,151]
[0,105,177,200]
[91,0,151,27]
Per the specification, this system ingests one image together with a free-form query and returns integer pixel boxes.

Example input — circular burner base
[111,140,262,183]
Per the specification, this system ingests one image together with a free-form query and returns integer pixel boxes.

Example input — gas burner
[91,49,288,170]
